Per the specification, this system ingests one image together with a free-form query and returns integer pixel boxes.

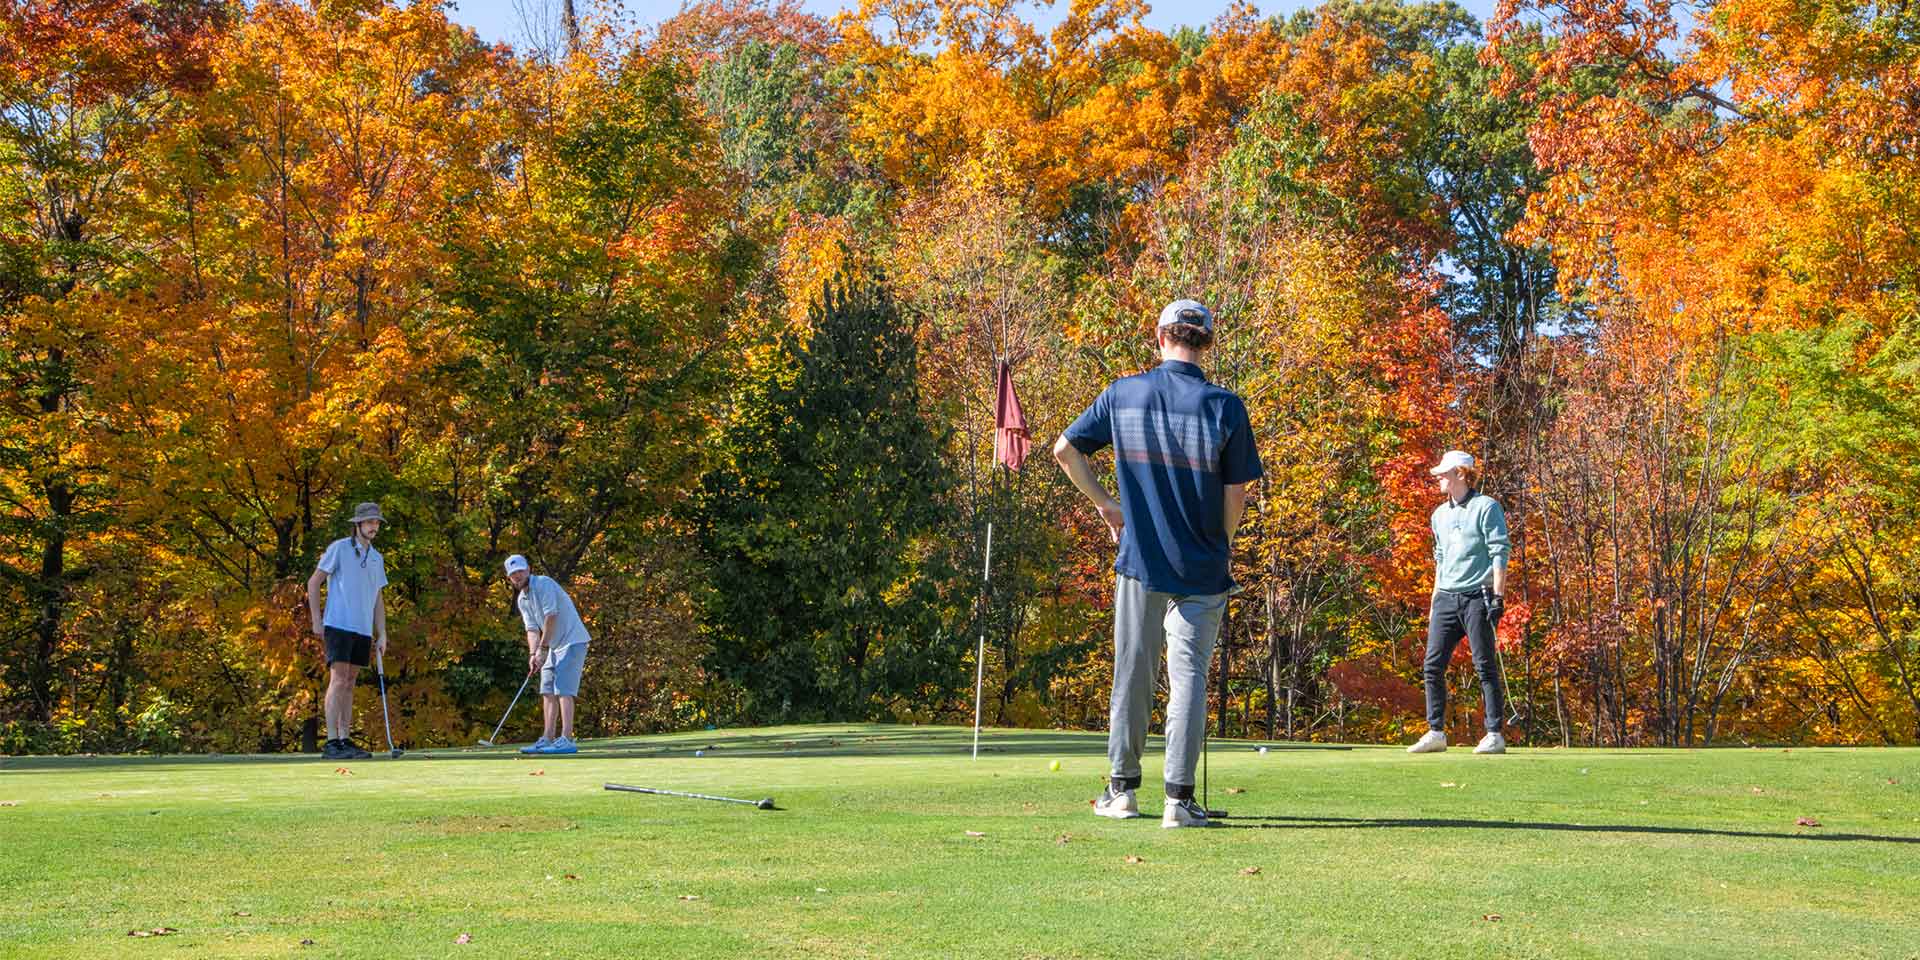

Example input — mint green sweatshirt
[1431,491,1510,593]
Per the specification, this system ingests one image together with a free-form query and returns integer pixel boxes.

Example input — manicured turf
[2,725,1917,958]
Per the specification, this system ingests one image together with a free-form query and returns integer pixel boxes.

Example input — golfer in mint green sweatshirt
[1408,450,1511,755]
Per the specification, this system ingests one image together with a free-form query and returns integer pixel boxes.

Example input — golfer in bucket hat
[306,502,390,760]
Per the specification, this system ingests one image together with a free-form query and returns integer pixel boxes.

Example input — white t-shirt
[517,575,590,650]
[316,536,388,636]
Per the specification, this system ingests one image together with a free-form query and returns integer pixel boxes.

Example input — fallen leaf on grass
[964,831,985,838]
[454,933,472,944]
[0,801,15,807]
[1796,817,1822,828]
[678,894,702,901]
[1439,782,1459,788]
[1122,855,1144,865]
[300,939,314,946]
[1482,914,1502,922]
[528,770,545,776]
[563,874,578,880]
[1240,866,1261,876]
[815,887,827,893]
[1890,779,1901,786]
[232,911,251,917]
[1225,788,1246,795]
[1751,787,1764,794]
[128,927,178,937]
[334,768,353,777]
[1054,833,1073,845]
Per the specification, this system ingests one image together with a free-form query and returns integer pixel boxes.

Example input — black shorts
[323,627,372,668]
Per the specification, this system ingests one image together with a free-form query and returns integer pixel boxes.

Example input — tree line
[3,0,1915,752]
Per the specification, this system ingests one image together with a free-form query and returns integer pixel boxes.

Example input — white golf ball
[694,750,705,757]
[1257,746,1268,755]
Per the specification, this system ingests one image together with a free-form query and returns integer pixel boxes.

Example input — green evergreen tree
[694,273,961,721]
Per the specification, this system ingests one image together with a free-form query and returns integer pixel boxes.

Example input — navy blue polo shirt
[1063,360,1263,595]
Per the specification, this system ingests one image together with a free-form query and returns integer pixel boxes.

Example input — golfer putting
[1053,299,1262,829]
[305,502,391,760]
[1408,451,1513,755]
[504,555,591,755]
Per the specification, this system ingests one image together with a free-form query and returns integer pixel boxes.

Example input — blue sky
[443,0,1505,48]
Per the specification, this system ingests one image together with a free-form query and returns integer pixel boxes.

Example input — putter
[478,671,533,747]
[604,783,775,810]
[375,650,402,759]
[1484,588,1528,730]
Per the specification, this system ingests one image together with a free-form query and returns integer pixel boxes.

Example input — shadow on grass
[1216,813,1920,845]
[0,726,1353,770]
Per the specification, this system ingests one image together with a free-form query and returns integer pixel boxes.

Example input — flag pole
[972,521,994,759]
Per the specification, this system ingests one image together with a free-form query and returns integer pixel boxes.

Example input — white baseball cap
[1429,450,1476,475]
[1157,299,1214,333]
[503,554,530,576]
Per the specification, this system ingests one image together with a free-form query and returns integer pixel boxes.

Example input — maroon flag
[994,359,1030,471]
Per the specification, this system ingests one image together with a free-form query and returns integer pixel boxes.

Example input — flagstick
[972,521,994,760]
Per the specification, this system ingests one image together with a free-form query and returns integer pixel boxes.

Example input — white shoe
[1161,797,1211,829]
[1093,785,1140,819]
[1474,732,1507,754]
[1407,730,1448,754]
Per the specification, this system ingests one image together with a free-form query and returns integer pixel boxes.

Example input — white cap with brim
[1429,450,1476,475]
[504,554,530,576]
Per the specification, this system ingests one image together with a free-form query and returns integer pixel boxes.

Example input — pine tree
[694,273,960,721]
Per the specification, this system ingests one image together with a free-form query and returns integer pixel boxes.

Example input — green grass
[3,725,1917,958]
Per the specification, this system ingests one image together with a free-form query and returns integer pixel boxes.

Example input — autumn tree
[0,0,222,731]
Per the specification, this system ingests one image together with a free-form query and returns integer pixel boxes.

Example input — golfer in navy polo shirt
[1053,299,1262,828]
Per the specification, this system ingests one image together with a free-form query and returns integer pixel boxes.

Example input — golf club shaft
[1486,589,1521,725]
[484,672,533,745]
[376,650,396,754]
[603,783,767,807]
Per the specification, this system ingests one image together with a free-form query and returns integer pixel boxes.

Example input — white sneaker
[1161,797,1211,829]
[1093,785,1140,819]
[1474,732,1507,754]
[1407,730,1448,754]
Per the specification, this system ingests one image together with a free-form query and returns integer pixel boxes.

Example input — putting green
[2,725,1916,958]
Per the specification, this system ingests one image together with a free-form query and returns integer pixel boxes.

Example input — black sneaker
[1161,797,1211,829]
[321,739,347,759]
[340,739,373,760]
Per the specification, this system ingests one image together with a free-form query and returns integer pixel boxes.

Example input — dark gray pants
[1423,589,1504,733]
[1108,575,1227,794]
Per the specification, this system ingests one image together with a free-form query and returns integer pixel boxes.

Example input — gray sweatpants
[1108,574,1228,792]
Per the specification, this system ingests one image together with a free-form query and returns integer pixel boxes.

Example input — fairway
[3,726,1917,959]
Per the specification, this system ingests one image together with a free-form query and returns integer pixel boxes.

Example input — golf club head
[476,739,495,747]
[755,798,775,810]
[390,749,403,759]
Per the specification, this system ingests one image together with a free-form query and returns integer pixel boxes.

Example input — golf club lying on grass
[477,671,533,747]
[375,650,402,759]
[604,783,775,810]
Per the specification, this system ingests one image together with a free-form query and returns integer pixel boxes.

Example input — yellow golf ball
[1049,760,1061,771]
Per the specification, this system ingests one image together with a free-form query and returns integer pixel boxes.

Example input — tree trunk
[28,479,73,723]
